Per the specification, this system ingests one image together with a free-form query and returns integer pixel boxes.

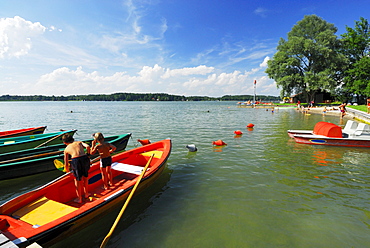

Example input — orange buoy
[234,130,243,135]
[137,139,151,145]
[212,140,227,146]
[246,123,255,128]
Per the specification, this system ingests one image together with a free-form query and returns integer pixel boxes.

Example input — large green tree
[340,17,370,103]
[266,15,346,103]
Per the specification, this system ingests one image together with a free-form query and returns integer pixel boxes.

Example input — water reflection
[212,145,227,152]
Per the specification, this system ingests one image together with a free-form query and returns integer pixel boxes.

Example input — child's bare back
[64,141,87,158]
[95,142,115,158]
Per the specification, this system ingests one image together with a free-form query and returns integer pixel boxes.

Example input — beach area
[295,106,370,124]
[238,103,370,124]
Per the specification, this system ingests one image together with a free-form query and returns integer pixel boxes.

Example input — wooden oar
[0,150,63,165]
[100,154,155,248]
[34,132,67,148]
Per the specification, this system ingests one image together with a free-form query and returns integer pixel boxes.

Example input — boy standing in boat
[62,134,91,204]
[90,132,116,189]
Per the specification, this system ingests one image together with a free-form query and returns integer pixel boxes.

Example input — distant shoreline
[0,93,280,102]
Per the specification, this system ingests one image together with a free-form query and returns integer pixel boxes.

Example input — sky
[0,0,368,97]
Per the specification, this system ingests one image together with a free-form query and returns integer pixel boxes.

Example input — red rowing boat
[0,139,171,247]
[0,126,47,139]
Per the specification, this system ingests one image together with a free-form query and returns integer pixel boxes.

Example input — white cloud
[96,0,166,55]
[137,64,164,81]
[162,65,214,79]
[260,56,270,67]
[30,60,278,97]
[254,7,268,18]
[0,16,46,58]
[183,71,243,88]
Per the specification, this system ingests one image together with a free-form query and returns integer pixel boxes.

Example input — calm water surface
[0,101,369,248]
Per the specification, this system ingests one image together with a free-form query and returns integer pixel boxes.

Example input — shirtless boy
[90,133,116,189]
[62,134,91,203]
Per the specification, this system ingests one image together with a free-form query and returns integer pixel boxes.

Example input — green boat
[0,130,77,154]
[0,133,132,180]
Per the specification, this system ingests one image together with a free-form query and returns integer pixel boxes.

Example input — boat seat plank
[141,151,163,158]
[12,197,77,227]
[111,162,149,175]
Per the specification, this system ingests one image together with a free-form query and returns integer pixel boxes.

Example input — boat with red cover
[0,139,171,247]
[292,121,370,147]
[0,126,46,139]
[287,120,359,138]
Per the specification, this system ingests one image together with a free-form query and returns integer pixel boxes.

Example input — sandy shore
[297,106,342,116]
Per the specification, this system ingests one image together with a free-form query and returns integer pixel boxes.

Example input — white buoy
[186,144,198,152]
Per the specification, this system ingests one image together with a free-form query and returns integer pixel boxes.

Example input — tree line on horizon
[266,15,370,105]
[0,93,281,102]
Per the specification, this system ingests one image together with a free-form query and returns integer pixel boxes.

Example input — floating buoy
[137,139,151,145]
[234,130,243,135]
[212,140,227,146]
[186,144,198,152]
[247,123,255,128]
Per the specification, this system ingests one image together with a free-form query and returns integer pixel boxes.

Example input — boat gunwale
[0,126,47,138]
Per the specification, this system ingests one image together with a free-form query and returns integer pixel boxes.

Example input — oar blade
[54,159,66,172]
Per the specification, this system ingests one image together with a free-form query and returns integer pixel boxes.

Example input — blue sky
[0,0,368,97]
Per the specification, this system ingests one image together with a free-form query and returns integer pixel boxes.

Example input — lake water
[0,101,369,248]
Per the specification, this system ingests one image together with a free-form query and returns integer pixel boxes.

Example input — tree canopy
[341,17,370,103]
[266,15,346,103]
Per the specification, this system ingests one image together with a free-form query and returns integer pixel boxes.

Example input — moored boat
[0,133,132,180]
[287,120,359,138]
[0,126,47,139]
[0,130,76,154]
[292,121,370,147]
[287,129,312,138]
[0,139,171,247]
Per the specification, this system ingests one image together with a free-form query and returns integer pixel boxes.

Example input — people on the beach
[62,134,91,204]
[90,132,117,190]
[339,103,347,118]
[322,106,327,116]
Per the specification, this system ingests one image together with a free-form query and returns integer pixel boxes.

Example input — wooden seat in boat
[12,197,77,227]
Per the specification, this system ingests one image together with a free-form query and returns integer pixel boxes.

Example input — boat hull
[0,133,132,180]
[287,130,312,138]
[0,130,76,154]
[0,126,47,139]
[0,139,171,247]
[41,163,166,247]
[293,135,370,147]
